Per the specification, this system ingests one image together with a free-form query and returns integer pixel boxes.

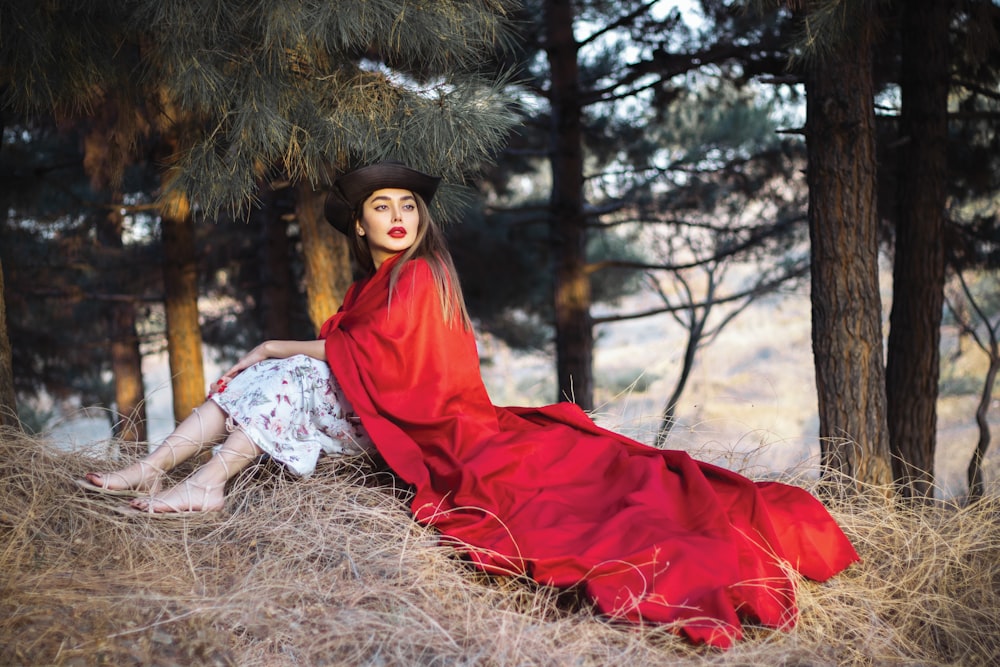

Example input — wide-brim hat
[324,161,441,235]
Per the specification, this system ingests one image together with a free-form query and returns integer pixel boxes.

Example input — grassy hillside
[2,427,998,666]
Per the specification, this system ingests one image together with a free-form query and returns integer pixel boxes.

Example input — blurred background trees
[2,0,999,497]
[1,0,519,431]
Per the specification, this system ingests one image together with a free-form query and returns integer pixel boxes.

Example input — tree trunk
[885,0,949,499]
[657,271,716,447]
[80,103,148,443]
[109,299,147,442]
[656,313,705,447]
[804,19,893,487]
[296,183,352,334]
[967,354,998,502]
[256,185,294,340]
[0,258,17,428]
[544,0,593,409]
[0,120,18,429]
[160,193,206,424]
[97,193,148,445]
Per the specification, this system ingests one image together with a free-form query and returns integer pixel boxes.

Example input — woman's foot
[129,480,225,514]
[78,462,163,497]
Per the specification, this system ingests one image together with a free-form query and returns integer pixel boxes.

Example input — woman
[80,162,859,647]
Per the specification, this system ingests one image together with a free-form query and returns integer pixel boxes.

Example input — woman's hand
[223,342,273,381]
[206,339,327,398]
[208,342,274,397]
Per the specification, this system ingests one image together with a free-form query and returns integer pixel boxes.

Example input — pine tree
[2,0,519,423]
[796,0,893,486]
[472,0,809,412]
[0,112,13,426]
[0,256,14,428]
[82,105,149,443]
[885,0,950,499]
[942,0,1000,500]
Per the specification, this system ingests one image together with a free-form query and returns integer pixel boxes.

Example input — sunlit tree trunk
[804,16,892,488]
[296,183,352,335]
[160,188,205,424]
[97,193,148,445]
[0,258,17,428]
[886,0,949,499]
[79,99,148,443]
[109,299,147,442]
[544,0,593,409]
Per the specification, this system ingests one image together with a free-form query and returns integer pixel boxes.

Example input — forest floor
[1,426,999,666]
[11,276,999,664]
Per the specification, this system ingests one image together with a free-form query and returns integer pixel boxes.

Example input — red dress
[321,255,858,648]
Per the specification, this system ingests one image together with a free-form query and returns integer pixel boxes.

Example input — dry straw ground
[2,426,999,666]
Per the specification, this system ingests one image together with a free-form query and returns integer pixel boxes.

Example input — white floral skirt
[210,354,374,476]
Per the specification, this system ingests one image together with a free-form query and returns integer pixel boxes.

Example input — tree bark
[656,311,705,447]
[0,258,17,428]
[160,192,206,424]
[804,18,893,487]
[97,193,148,444]
[256,185,294,340]
[0,118,19,428]
[544,0,593,409]
[968,354,998,501]
[885,0,949,499]
[296,183,352,334]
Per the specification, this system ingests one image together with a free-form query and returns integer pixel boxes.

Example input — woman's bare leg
[84,402,228,493]
[130,427,263,513]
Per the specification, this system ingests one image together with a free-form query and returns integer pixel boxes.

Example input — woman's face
[356,188,420,268]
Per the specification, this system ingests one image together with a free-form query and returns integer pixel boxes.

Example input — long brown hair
[349,192,472,330]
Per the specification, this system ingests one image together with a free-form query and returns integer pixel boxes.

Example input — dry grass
[2,426,999,666]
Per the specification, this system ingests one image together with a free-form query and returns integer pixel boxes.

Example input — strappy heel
[122,479,226,516]
[76,461,166,498]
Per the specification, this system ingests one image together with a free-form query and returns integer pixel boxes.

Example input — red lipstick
[388,226,407,238]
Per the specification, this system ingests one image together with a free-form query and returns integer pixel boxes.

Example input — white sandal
[127,480,225,516]
[75,462,164,498]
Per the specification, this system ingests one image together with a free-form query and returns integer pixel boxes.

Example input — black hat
[324,161,441,235]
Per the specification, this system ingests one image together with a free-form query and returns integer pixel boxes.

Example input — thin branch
[578,0,661,50]
[592,264,806,325]
[953,78,1000,102]
[955,270,996,353]
[587,220,805,275]
[23,288,162,303]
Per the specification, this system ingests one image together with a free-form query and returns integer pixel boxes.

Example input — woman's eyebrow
[370,193,416,203]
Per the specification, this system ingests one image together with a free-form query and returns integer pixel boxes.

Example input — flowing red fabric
[321,256,859,648]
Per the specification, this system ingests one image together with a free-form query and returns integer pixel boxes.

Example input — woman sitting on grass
[80,161,859,648]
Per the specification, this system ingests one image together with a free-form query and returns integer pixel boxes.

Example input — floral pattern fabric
[210,354,374,476]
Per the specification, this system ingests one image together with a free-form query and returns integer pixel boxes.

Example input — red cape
[322,256,859,648]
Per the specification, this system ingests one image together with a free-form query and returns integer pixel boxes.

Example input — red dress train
[321,256,858,648]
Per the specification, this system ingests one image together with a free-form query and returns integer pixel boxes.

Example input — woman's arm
[216,339,327,386]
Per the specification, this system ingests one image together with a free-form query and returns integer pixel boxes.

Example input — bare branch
[592,263,807,325]
[953,78,1000,102]
[578,0,661,50]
